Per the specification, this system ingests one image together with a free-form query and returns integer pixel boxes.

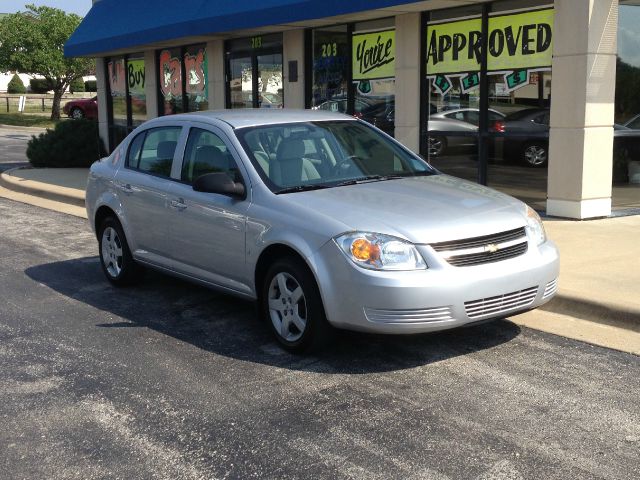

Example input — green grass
[0,112,61,129]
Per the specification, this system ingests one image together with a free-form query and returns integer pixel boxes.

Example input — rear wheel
[522,142,548,167]
[261,257,330,353]
[70,107,85,120]
[98,217,142,286]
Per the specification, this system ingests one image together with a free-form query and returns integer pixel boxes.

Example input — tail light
[491,120,505,133]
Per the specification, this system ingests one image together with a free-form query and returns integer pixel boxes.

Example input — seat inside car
[191,145,230,180]
[271,137,321,185]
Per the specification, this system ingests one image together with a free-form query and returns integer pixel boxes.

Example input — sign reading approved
[352,29,395,80]
[426,8,554,75]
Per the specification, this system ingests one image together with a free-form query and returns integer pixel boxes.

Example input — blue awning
[65,0,419,57]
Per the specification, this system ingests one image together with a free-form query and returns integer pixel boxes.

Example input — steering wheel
[333,155,361,176]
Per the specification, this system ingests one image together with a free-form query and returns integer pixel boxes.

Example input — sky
[619,6,640,68]
[0,0,91,16]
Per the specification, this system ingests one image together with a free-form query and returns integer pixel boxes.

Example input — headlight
[526,205,547,245]
[334,232,427,271]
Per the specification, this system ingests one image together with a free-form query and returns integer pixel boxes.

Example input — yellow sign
[426,8,554,75]
[127,59,146,96]
[352,29,395,80]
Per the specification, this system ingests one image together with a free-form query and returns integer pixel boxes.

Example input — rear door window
[126,126,182,177]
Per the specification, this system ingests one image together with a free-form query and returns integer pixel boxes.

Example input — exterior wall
[144,50,158,119]
[394,12,421,153]
[283,29,305,109]
[207,40,225,110]
[547,0,619,218]
[95,58,109,152]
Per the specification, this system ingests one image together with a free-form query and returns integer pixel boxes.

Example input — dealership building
[65,0,640,219]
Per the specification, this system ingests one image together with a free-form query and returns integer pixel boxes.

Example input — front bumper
[310,238,559,334]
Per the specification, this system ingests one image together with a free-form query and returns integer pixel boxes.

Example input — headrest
[156,140,177,160]
[195,145,229,171]
[276,138,305,160]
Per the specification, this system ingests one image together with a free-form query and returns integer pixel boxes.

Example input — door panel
[166,126,250,293]
[229,56,253,109]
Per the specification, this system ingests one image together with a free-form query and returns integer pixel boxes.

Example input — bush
[70,78,85,93]
[27,119,107,168]
[29,78,53,93]
[7,74,26,94]
[84,80,97,92]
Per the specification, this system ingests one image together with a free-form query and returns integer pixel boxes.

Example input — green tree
[0,5,94,119]
[7,74,26,94]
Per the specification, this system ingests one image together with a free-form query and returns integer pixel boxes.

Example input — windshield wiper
[334,174,406,186]
[275,184,331,194]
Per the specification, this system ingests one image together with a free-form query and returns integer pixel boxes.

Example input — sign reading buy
[426,8,554,75]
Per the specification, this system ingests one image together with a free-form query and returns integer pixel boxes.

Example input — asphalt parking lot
[1,197,639,480]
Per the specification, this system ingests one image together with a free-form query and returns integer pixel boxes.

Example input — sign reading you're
[352,29,395,80]
[426,8,554,74]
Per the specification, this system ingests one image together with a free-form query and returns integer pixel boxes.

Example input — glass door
[226,34,283,109]
[257,53,283,108]
[229,56,252,109]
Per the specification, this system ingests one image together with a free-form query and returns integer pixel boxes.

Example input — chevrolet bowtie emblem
[485,243,500,253]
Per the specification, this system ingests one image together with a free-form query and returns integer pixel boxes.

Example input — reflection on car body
[86,110,559,352]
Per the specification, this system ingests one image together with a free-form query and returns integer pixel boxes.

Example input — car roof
[145,109,353,129]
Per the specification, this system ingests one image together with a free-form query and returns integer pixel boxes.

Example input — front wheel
[98,217,141,286]
[427,136,447,157]
[522,142,548,167]
[261,257,330,353]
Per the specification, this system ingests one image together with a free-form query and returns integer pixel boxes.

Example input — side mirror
[193,172,246,199]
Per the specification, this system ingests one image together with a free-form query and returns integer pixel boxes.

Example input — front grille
[430,227,528,267]
[465,286,539,319]
[543,279,558,299]
[364,306,454,324]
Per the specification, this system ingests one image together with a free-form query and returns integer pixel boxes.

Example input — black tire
[522,142,548,167]
[261,256,331,353]
[70,107,85,119]
[427,136,447,157]
[98,217,142,286]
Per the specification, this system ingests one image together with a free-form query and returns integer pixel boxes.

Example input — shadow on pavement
[25,256,522,373]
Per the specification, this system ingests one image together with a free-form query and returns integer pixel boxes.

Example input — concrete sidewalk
[1,166,638,354]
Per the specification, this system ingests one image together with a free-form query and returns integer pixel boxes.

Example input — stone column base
[546,198,612,219]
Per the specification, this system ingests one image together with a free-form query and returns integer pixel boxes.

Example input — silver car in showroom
[86,110,559,352]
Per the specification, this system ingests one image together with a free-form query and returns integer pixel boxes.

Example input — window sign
[427,8,553,95]
[127,58,145,96]
[184,47,207,100]
[352,29,395,80]
[159,49,182,102]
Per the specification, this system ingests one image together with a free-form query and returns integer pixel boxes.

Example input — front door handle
[170,198,187,211]
[118,183,133,194]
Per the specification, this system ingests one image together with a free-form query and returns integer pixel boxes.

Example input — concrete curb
[0,167,85,208]
[540,294,640,333]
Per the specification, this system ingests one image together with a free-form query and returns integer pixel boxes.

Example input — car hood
[289,175,528,244]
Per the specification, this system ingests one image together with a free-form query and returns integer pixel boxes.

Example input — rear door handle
[170,198,187,211]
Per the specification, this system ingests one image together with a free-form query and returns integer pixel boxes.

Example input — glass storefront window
[185,45,208,112]
[424,2,554,211]
[107,57,129,148]
[159,48,184,115]
[614,1,640,210]
[127,54,147,126]
[311,25,349,111]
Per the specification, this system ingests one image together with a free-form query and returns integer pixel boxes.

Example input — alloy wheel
[101,226,123,278]
[267,272,307,342]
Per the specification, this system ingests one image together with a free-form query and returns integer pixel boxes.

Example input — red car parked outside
[63,96,98,120]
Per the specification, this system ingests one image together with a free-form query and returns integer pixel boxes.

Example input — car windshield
[235,121,435,193]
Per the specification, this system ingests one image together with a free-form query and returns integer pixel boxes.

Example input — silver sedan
[86,110,559,352]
